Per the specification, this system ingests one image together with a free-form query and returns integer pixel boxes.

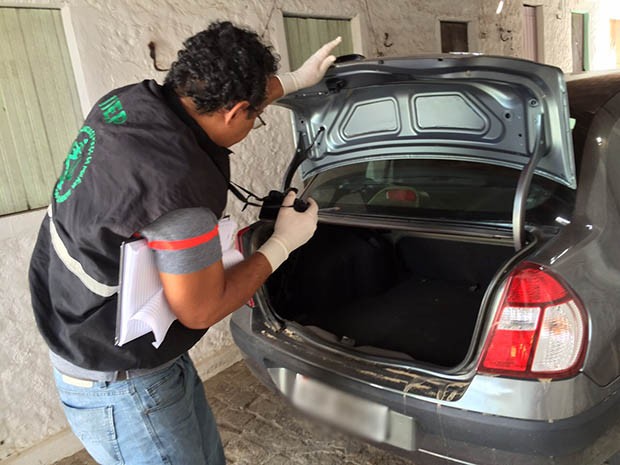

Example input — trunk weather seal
[245,223,285,331]
[280,319,474,381]
[512,114,544,250]
[456,230,541,372]
[282,127,326,190]
[282,131,307,190]
[317,213,514,245]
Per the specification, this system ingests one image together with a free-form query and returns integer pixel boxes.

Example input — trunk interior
[265,224,515,368]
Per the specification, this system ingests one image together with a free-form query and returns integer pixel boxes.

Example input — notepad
[219,216,244,268]
[115,239,176,348]
[115,217,243,348]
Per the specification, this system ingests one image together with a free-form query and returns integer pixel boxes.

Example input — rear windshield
[305,159,575,225]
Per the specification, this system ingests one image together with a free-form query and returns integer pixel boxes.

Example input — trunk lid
[277,54,575,189]
[277,55,576,250]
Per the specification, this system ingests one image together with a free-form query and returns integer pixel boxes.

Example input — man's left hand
[277,36,343,95]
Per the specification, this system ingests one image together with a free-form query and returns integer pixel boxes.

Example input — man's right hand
[257,191,318,272]
[160,191,317,329]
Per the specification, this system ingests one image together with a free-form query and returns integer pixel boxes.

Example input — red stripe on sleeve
[147,225,219,251]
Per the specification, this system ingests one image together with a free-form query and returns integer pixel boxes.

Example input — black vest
[29,80,231,371]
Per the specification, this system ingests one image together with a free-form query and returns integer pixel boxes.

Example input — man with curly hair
[29,21,341,465]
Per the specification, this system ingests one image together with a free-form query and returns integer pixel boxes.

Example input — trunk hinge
[512,114,544,251]
[281,127,326,190]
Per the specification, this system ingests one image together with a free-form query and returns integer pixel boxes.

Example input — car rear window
[305,159,575,225]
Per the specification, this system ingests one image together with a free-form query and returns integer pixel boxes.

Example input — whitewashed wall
[479,0,620,71]
[0,0,617,462]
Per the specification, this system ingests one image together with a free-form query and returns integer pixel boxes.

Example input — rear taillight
[235,226,255,308]
[479,262,587,379]
[235,225,252,256]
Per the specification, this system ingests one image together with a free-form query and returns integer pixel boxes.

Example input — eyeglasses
[248,104,266,130]
[252,113,266,130]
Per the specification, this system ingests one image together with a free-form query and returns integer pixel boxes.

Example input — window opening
[611,19,620,68]
[522,5,540,62]
[0,7,82,216]
[571,13,586,72]
[440,21,469,53]
[283,15,353,70]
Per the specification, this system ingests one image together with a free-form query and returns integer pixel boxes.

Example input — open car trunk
[265,224,515,368]
[256,56,577,370]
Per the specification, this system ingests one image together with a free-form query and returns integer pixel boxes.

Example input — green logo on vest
[98,95,127,124]
[54,126,96,203]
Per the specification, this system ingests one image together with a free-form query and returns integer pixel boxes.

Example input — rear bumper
[230,308,620,465]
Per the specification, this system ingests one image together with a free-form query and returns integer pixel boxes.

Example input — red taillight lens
[479,262,587,379]
[235,225,255,308]
[235,225,252,255]
[482,310,539,372]
[386,188,417,202]
[505,267,568,303]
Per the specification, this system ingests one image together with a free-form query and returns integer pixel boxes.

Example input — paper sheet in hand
[219,217,244,268]
[116,239,176,348]
[116,218,242,348]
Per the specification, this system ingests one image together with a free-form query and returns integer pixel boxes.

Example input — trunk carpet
[296,275,484,367]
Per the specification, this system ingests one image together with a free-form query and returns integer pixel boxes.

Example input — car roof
[567,71,620,119]
[566,71,620,173]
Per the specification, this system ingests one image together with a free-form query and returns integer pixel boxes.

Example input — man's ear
[223,101,251,126]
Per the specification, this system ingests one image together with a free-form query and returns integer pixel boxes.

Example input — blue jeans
[53,354,225,465]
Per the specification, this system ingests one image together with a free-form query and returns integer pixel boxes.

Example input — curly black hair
[165,21,279,114]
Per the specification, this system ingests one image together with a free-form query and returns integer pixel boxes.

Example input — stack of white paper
[116,217,243,348]
[116,239,176,348]
[219,217,244,268]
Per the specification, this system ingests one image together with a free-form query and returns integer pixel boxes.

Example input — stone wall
[0,0,617,462]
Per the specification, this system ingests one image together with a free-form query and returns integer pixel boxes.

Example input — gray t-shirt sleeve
[140,208,222,275]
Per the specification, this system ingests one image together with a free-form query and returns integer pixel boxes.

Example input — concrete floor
[53,361,412,465]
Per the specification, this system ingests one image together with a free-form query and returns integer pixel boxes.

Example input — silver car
[231,55,620,465]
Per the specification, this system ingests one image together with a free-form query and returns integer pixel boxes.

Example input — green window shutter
[0,7,82,216]
[284,16,354,70]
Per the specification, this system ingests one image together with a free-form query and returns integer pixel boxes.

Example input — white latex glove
[257,191,319,272]
[277,36,343,95]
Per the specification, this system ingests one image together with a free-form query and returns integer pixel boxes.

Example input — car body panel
[231,70,620,464]
[277,55,576,189]
[231,308,620,465]
[530,88,620,387]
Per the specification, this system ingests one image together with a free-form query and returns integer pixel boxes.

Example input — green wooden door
[0,7,82,216]
[284,16,354,70]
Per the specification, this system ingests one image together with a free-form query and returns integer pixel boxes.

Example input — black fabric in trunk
[268,225,398,323]
[311,277,484,367]
[266,225,513,367]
